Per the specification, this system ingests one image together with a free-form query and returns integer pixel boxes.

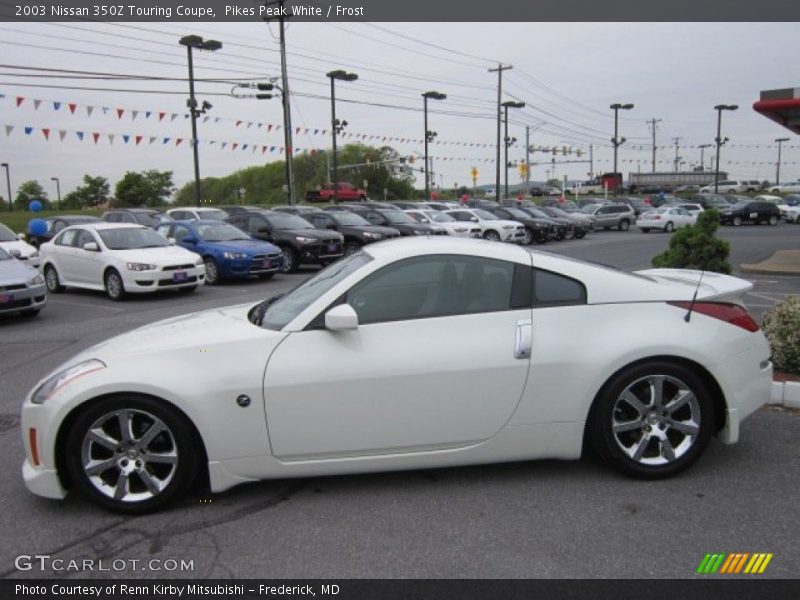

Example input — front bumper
[298,241,344,265]
[127,265,206,292]
[22,459,66,500]
[0,283,46,314]
[221,254,284,278]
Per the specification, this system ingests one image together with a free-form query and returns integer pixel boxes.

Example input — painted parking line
[48,299,125,312]
[746,291,785,303]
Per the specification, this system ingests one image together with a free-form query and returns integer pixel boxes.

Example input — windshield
[0,223,18,242]
[260,252,373,330]
[98,227,169,250]
[580,205,600,214]
[473,209,498,220]
[196,222,250,242]
[503,207,531,220]
[545,207,570,218]
[196,209,229,221]
[332,212,370,226]
[134,211,169,228]
[266,214,315,230]
[731,201,751,209]
[381,210,415,225]
[431,212,456,223]
[523,207,549,219]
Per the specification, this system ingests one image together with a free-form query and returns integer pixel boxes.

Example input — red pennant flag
[92,132,100,144]
[116,108,125,119]
[135,135,143,145]
[236,121,242,127]
[158,112,166,121]
[41,128,50,140]
[261,146,267,154]
[15,96,25,107]
[232,143,239,151]
[176,138,183,146]
[267,124,274,132]
[68,103,77,114]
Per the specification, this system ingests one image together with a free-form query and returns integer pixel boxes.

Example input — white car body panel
[21,237,772,500]
[405,209,481,238]
[769,181,800,194]
[39,223,205,294]
[442,209,525,242]
[636,208,697,231]
[777,204,800,222]
[0,235,41,269]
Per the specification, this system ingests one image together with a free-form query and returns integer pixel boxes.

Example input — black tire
[483,230,501,242]
[281,247,299,273]
[44,264,65,293]
[589,360,714,479]
[203,257,220,285]
[343,241,362,256]
[20,308,40,317]
[618,219,630,232]
[64,395,200,514]
[574,230,586,239]
[104,269,126,301]
[665,221,674,233]
[768,215,778,226]
[641,228,651,234]
[732,216,743,227]
[535,230,549,244]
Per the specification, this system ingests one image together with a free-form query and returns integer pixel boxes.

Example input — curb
[770,381,800,409]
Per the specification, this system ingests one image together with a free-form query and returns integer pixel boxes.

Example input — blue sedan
[157,220,284,285]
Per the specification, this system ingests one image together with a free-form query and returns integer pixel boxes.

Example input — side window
[56,229,79,246]
[171,211,187,221]
[122,213,136,223]
[346,255,519,325]
[312,214,332,228]
[75,230,96,248]
[247,216,267,233]
[156,224,172,238]
[105,212,120,223]
[52,220,64,233]
[533,269,586,307]
[173,225,193,242]
[365,212,384,226]
[451,211,471,222]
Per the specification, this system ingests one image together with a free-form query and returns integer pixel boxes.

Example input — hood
[0,239,38,259]
[0,258,39,285]
[281,229,342,241]
[396,223,437,233]
[110,245,200,265]
[205,239,280,254]
[350,225,401,236]
[77,303,286,363]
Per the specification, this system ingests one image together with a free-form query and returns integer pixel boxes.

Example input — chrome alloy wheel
[81,409,178,503]
[611,375,701,466]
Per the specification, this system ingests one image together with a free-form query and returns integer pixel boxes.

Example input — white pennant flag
[59,130,67,141]
[171,114,178,122]
[86,106,94,117]
[108,134,115,144]
[4,125,13,136]
[132,110,139,121]
[149,137,156,144]
[33,99,42,110]
[203,116,210,123]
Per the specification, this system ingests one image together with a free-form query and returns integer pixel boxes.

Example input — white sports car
[21,237,772,512]
[39,223,205,300]
[637,207,697,233]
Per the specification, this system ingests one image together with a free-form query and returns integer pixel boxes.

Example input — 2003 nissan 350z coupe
[21,237,772,512]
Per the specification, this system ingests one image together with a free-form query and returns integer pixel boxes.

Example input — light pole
[713,104,738,193]
[326,69,358,204]
[179,35,222,204]
[50,177,61,210]
[1,163,10,212]
[422,91,446,201]
[610,103,634,193]
[502,100,525,200]
[775,137,790,185]
[698,144,712,171]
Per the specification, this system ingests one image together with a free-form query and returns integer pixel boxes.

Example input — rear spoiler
[635,269,753,306]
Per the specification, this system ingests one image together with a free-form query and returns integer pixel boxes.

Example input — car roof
[74,222,145,231]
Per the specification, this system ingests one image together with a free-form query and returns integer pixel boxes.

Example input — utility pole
[502,100,525,200]
[273,0,296,205]
[525,125,531,195]
[489,64,513,201]
[1,163,11,212]
[422,91,447,201]
[673,137,681,171]
[698,144,712,171]
[647,118,661,172]
[775,137,790,185]
[714,104,738,193]
[589,144,594,178]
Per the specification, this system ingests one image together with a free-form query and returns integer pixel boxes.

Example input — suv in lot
[718,200,781,226]
[302,210,401,256]
[101,208,172,228]
[582,203,635,231]
[226,210,344,273]
[699,180,758,194]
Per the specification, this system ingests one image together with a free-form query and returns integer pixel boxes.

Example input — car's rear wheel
[483,230,501,242]
[733,216,743,226]
[664,221,674,233]
[203,258,220,285]
[589,361,713,479]
[281,247,298,273]
[768,215,778,226]
[65,395,200,514]
[344,241,362,256]
[618,219,630,232]
[104,269,126,301]
[44,265,64,293]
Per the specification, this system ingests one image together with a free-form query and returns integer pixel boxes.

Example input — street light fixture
[775,137,790,185]
[50,177,61,210]
[610,103,634,193]
[502,100,525,199]
[422,91,447,201]
[1,163,10,212]
[180,34,222,204]
[713,104,738,193]
[326,70,358,204]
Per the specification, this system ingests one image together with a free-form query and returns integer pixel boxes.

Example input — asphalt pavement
[1,224,798,579]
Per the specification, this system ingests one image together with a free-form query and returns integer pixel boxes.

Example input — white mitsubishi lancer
[21,237,772,512]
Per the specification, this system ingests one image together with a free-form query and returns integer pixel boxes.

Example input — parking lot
[1,225,798,579]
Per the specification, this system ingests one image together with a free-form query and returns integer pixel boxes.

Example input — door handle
[514,319,532,359]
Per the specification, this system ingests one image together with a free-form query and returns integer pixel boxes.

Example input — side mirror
[470,217,479,222]
[17,232,26,240]
[82,242,100,252]
[325,304,359,331]
[9,248,22,258]
[167,238,176,245]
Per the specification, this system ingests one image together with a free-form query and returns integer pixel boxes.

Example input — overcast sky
[0,21,799,201]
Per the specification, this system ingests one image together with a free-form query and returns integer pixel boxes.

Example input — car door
[50,229,81,282]
[264,253,534,458]
[72,229,105,286]
[594,206,612,227]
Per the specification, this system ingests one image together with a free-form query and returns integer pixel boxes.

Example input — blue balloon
[28,218,47,236]
[29,200,43,213]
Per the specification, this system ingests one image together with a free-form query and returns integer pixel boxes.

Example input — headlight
[30,251,39,259]
[223,252,248,260]
[27,274,45,286]
[362,232,381,240]
[295,236,317,244]
[195,257,204,266]
[31,359,106,404]
[126,262,157,271]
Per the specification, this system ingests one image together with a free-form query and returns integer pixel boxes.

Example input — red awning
[753,98,800,135]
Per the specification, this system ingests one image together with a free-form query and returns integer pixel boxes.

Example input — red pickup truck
[305,182,367,203]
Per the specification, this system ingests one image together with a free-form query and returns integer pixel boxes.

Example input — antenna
[684,271,705,323]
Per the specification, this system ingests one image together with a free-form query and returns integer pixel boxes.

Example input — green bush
[651,209,731,274]
[762,296,800,375]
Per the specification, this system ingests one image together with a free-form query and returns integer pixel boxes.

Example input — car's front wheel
[44,265,65,293]
[65,395,201,513]
[664,221,674,233]
[203,258,220,285]
[589,361,713,479]
[618,219,630,232]
[483,230,501,242]
[520,227,534,245]
[768,215,778,226]
[281,247,298,273]
[104,269,126,301]
[733,216,743,226]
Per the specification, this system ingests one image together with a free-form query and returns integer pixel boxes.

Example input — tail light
[668,301,760,332]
